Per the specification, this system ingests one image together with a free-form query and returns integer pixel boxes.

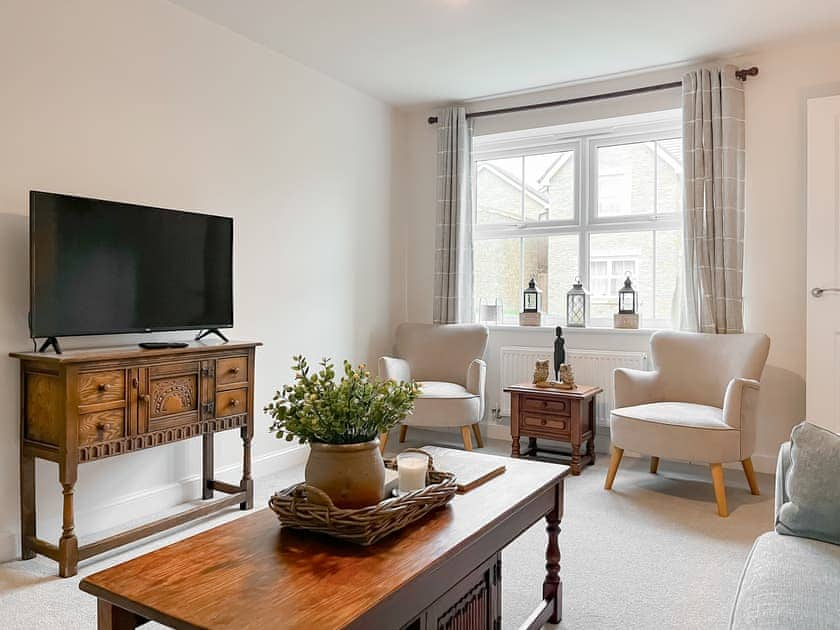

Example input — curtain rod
[427,66,759,124]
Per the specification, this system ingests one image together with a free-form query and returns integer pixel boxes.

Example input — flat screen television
[29,191,233,341]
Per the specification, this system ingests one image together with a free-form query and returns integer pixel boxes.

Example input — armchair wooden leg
[460,426,473,451]
[471,423,484,448]
[399,425,408,443]
[710,463,729,517]
[649,456,660,474]
[378,432,388,454]
[741,458,760,496]
[604,446,624,490]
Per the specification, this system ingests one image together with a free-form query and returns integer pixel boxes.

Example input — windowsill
[486,323,660,336]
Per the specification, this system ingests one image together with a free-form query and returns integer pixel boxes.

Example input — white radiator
[499,346,648,426]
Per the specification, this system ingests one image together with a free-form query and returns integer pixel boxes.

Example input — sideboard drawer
[216,388,247,417]
[79,409,125,445]
[521,414,570,436]
[216,357,248,386]
[78,370,125,406]
[522,397,570,416]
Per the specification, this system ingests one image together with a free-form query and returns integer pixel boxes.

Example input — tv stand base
[37,337,62,354]
[195,328,229,343]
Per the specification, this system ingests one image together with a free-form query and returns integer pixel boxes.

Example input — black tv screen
[30,191,233,338]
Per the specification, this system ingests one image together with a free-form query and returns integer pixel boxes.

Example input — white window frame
[472,114,683,329]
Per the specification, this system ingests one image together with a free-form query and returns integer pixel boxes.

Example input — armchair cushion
[403,381,480,428]
[776,422,840,545]
[611,402,740,463]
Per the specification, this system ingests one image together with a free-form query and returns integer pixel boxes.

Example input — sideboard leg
[202,432,214,500]
[543,483,563,624]
[58,480,78,577]
[20,453,36,560]
[239,424,253,510]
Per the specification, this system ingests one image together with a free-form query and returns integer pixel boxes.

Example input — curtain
[681,65,746,334]
[433,106,474,324]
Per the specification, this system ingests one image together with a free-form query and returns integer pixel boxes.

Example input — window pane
[596,142,655,217]
[476,157,523,225]
[656,139,683,214]
[523,237,548,311]
[524,151,574,221]
[474,238,521,321]
[546,234,579,319]
[655,229,683,323]
[589,231,654,320]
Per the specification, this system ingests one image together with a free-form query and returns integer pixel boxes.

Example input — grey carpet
[0,431,773,629]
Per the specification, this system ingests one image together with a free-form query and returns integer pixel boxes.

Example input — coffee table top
[80,449,568,629]
[504,383,602,398]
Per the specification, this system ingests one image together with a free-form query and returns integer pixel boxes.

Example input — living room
[1,1,839,628]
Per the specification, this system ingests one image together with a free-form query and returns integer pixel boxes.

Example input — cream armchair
[379,323,489,451]
[604,330,770,517]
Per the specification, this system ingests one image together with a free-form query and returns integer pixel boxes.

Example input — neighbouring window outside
[472,114,683,328]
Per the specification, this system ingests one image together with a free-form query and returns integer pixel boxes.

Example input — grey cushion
[729,532,840,629]
[776,422,840,545]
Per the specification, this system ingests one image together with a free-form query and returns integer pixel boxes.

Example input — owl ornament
[533,359,575,390]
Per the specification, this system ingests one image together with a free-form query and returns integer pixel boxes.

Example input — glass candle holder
[397,451,429,495]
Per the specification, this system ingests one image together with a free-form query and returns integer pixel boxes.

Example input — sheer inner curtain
[682,65,746,334]
[434,106,474,324]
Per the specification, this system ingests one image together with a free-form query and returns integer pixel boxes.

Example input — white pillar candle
[397,452,429,494]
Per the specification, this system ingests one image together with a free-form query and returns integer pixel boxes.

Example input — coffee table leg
[97,600,143,630]
[543,482,564,624]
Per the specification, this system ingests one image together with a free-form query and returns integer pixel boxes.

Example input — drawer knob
[98,383,113,392]
[229,399,240,407]
[230,366,240,374]
[96,422,113,431]
[142,394,151,403]
[540,419,547,426]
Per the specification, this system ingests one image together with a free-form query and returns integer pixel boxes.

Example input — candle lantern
[566,277,587,328]
[618,273,637,314]
[523,278,542,313]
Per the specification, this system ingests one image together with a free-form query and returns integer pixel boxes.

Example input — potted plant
[265,356,420,509]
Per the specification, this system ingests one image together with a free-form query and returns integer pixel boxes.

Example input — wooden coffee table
[505,383,602,475]
[80,450,569,629]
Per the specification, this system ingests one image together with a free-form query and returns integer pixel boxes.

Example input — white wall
[393,36,840,473]
[0,0,397,561]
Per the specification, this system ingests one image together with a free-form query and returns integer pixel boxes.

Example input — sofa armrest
[722,378,761,430]
[466,359,487,419]
[775,441,791,520]
[378,356,411,383]
[613,368,661,409]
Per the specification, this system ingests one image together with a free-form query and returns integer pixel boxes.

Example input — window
[472,113,683,328]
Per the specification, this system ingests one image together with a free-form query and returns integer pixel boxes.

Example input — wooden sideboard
[10,340,261,577]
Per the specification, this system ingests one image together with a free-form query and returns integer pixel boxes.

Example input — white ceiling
[170,0,840,105]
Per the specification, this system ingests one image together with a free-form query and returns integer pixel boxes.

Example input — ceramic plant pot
[305,439,386,509]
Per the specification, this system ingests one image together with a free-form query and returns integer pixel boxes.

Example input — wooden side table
[505,383,602,475]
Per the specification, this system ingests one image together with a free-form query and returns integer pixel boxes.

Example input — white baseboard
[0,445,307,564]
[486,421,777,474]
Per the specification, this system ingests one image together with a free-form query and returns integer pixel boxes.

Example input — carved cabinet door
[136,360,204,434]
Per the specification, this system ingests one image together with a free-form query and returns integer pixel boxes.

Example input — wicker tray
[268,449,457,545]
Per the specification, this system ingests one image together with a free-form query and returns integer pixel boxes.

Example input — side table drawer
[522,397,570,416]
[521,413,570,437]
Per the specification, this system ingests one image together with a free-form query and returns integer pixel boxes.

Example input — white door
[806,94,840,434]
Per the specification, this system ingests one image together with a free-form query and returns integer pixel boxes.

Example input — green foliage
[265,355,420,445]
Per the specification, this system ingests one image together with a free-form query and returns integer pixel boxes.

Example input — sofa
[729,441,840,629]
